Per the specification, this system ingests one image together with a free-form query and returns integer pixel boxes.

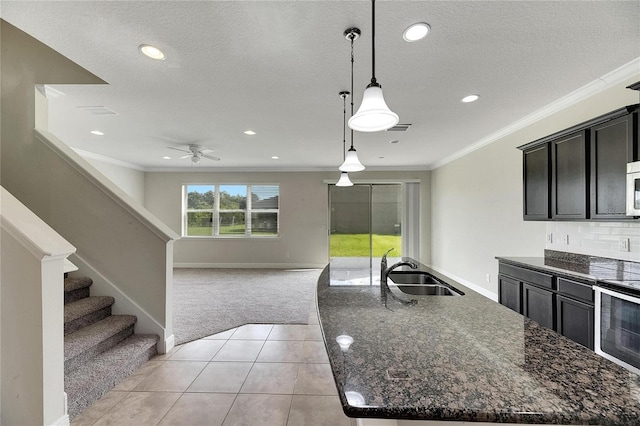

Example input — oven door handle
[593,285,640,304]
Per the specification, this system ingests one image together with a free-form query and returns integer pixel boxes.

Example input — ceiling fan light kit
[167,144,220,164]
[349,0,399,133]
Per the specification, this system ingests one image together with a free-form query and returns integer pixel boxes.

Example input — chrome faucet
[380,260,418,308]
[380,248,394,280]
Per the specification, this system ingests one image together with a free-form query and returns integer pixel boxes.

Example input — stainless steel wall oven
[595,285,640,375]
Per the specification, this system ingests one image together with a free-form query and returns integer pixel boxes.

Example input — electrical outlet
[485,274,491,283]
[620,238,630,252]
[561,234,569,245]
[546,233,553,243]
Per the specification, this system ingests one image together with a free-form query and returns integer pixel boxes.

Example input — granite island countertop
[316,259,640,425]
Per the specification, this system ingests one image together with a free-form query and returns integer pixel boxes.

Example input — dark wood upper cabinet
[518,104,639,221]
[590,114,635,219]
[523,144,550,220]
[551,131,589,220]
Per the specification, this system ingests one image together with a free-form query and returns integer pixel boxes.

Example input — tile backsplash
[545,222,640,262]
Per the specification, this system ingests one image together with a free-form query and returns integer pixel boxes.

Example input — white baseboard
[162,334,175,354]
[174,262,326,269]
[51,413,70,426]
[68,253,170,350]
[428,266,498,302]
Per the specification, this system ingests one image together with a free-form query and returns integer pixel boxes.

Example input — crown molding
[430,56,640,170]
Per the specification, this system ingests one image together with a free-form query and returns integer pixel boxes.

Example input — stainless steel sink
[388,271,464,296]
[395,284,461,296]
[387,272,440,285]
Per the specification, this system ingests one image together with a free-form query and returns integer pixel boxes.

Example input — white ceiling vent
[77,106,118,115]
[386,124,411,132]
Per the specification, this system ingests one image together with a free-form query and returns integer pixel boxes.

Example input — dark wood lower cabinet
[498,261,595,350]
[522,283,555,330]
[556,295,594,350]
[498,275,521,314]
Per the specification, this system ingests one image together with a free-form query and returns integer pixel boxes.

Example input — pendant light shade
[349,0,399,132]
[348,85,399,132]
[339,147,365,172]
[336,171,354,187]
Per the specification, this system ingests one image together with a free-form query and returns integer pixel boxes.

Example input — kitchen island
[316,258,640,425]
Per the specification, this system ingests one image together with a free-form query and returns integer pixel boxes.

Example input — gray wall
[144,171,431,267]
[430,75,640,298]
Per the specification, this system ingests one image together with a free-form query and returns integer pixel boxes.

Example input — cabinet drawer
[557,278,594,304]
[499,263,555,290]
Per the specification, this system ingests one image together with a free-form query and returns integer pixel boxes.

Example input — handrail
[0,186,75,260]
[34,128,179,243]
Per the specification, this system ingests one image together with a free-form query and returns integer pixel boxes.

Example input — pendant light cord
[342,95,347,161]
[371,0,376,84]
[350,34,355,149]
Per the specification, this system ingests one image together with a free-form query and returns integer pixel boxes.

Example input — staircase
[64,276,159,420]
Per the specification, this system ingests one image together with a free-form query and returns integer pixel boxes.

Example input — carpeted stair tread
[64,276,93,293]
[64,296,114,324]
[65,315,137,361]
[64,276,93,304]
[65,334,159,419]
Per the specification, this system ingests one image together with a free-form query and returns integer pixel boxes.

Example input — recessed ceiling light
[403,22,430,42]
[139,44,166,60]
[272,156,280,160]
[90,130,104,136]
[461,94,480,103]
[244,130,256,136]
[389,140,399,144]
[162,156,171,160]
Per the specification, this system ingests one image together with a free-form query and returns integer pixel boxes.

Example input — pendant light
[336,91,354,187]
[340,28,365,172]
[348,0,399,132]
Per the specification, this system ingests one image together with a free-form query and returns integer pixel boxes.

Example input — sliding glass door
[329,184,403,285]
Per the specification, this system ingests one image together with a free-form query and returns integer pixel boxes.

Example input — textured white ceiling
[2,1,639,171]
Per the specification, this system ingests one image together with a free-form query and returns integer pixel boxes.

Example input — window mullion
[246,184,252,236]
[214,185,220,236]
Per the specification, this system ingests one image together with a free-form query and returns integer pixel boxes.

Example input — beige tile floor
[71,309,355,426]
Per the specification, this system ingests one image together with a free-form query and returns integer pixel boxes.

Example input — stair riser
[65,306,112,335]
[65,326,134,374]
[67,344,157,421]
[64,287,90,304]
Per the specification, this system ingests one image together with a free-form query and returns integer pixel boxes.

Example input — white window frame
[183,183,279,238]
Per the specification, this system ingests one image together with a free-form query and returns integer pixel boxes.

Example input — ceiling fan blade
[167,146,192,154]
[200,148,214,154]
[202,154,221,161]
[179,154,192,159]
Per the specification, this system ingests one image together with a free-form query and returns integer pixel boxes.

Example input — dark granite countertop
[316,259,640,424]
[497,250,640,294]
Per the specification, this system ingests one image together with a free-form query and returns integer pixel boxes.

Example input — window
[184,184,279,237]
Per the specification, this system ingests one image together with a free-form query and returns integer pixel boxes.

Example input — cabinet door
[556,295,594,350]
[523,144,550,220]
[498,274,522,314]
[523,283,555,330]
[551,131,588,220]
[590,114,635,219]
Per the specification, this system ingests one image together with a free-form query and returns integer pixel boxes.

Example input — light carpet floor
[172,268,321,345]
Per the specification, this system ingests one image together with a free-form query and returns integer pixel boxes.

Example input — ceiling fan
[167,144,221,164]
